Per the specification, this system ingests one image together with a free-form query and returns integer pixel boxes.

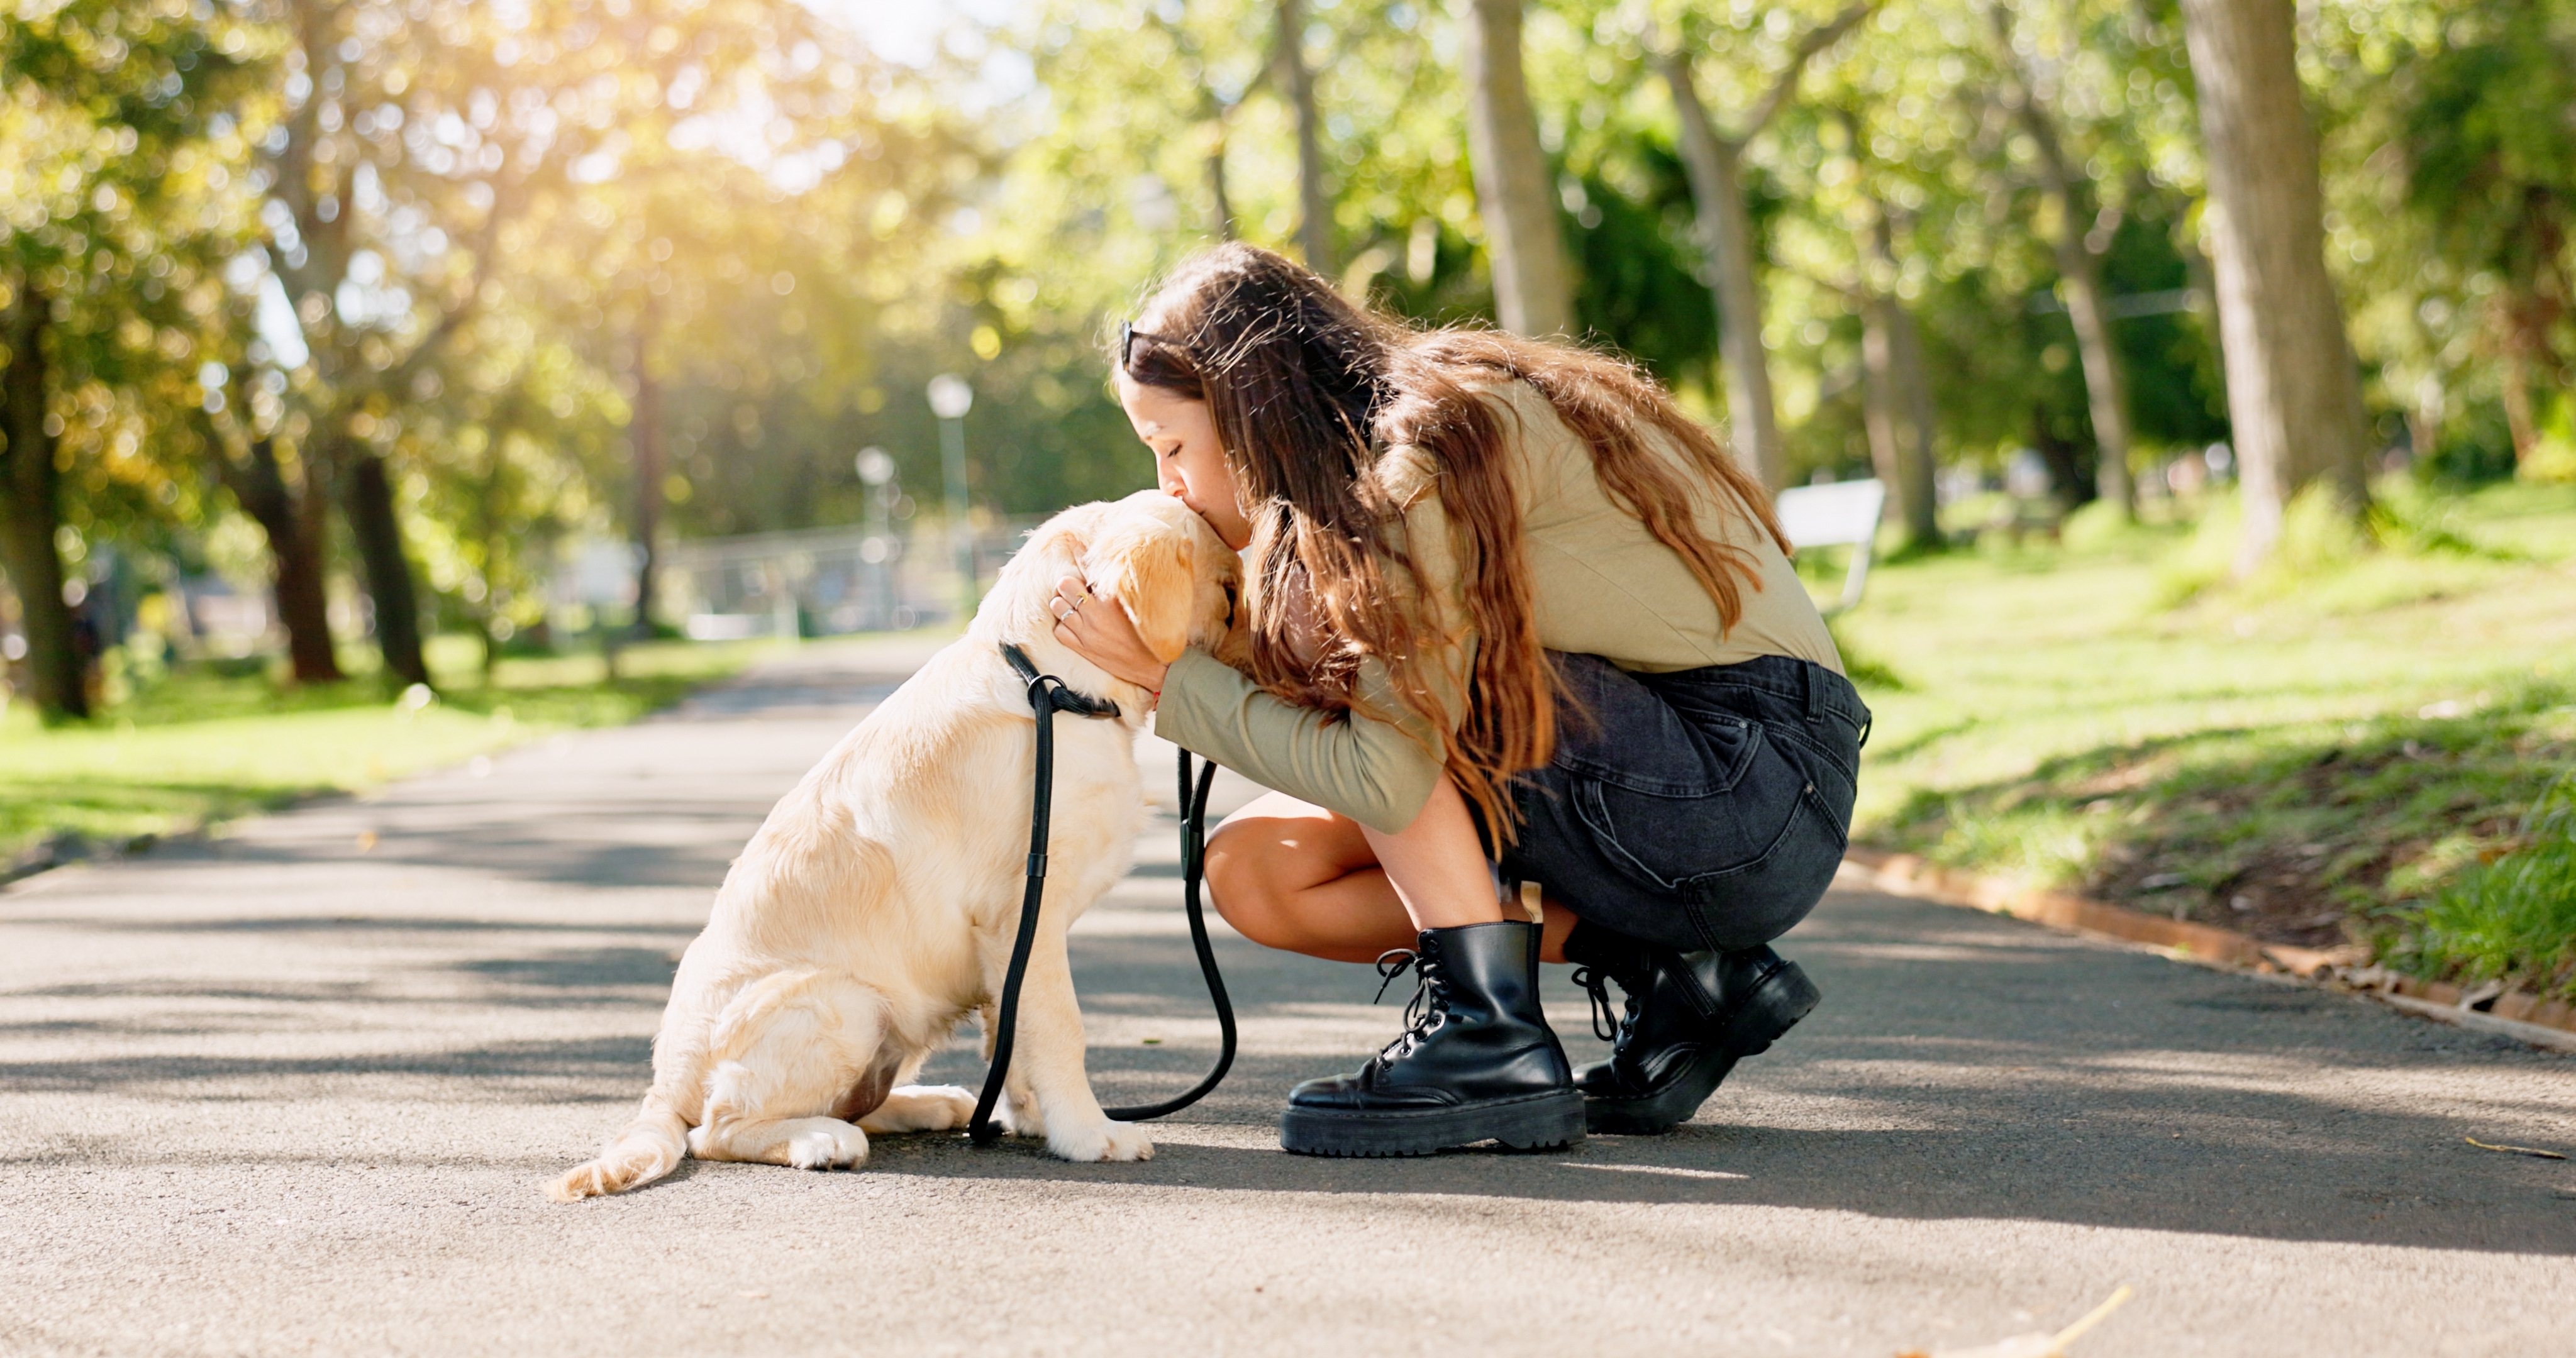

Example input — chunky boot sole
[1584,960,1822,1135]
[1279,1090,1586,1158]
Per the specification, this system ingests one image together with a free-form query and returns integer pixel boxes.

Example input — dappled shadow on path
[0,1034,651,1098]
[13,806,2572,1257]
[877,889,2576,1257]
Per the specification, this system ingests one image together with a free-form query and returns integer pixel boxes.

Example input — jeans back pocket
[1548,653,1759,796]
[1569,732,1811,892]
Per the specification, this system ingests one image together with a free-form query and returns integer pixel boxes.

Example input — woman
[1047,243,1868,1158]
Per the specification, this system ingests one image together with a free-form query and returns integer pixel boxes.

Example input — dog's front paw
[1047,1118,1153,1164]
[860,1085,978,1134]
[1003,1090,1045,1139]
[785,1122,869,1171]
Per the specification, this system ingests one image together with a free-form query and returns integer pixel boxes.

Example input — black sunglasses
[1118,319,1184,373]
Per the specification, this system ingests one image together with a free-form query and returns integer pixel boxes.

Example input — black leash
[967,643,1237,1145]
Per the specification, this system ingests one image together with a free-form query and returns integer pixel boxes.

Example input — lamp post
[927,373,975,624]
[855,446,897,631]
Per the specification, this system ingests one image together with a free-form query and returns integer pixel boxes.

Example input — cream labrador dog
[549,491,1237,1200]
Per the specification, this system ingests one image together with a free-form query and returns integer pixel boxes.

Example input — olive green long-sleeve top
[1153,377,1842,835]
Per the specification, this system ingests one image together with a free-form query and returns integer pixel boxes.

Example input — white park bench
[1772,478,1887,615]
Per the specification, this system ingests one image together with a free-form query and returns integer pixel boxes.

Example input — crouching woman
[1050,243,1869,1157]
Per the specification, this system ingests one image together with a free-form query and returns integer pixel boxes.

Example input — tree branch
[1982,6,2078,201]
[1781,260,1865,301]
[369,189,510,407]
[1741,0,1879,140]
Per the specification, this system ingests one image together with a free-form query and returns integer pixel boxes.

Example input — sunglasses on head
[1118,319,1183,373]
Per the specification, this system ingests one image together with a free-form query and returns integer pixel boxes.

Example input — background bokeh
[5,0,2570,704]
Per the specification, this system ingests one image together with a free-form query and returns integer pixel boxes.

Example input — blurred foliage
[1,0,2572,705]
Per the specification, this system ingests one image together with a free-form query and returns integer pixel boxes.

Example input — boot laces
[1368,946,1450,1064]
[1567,965,1643,1044]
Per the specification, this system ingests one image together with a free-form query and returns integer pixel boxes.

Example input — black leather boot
[1565,922,1821,1135]
[1280,920,1584,1157]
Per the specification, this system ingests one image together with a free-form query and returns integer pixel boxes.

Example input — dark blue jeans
[1492,653,1870,955]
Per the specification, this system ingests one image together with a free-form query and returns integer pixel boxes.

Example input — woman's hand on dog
[1050,574,1172,697]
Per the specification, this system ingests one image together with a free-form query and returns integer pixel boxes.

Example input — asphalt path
[3,637,2570,1357]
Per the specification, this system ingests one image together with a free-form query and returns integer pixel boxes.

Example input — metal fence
[653,518,1044,639]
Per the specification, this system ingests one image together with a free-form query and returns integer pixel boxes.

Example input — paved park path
[3,638,2570,1357]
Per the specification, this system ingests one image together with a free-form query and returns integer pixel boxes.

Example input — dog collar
[999,643,1122,719]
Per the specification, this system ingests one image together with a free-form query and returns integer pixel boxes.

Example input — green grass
[1833,478,2576,995]
[0,635,787,864]
[2389,776,2576,1000]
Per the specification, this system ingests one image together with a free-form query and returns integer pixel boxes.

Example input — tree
[0,284,80,718]
[245,0,519,688]
[1986,2,2136,517]
[1164,4,1245,240]
[1275,0,1333,272]
[1855,170,1940,550]
[1659,1,1874,490]
[397,323,623,671]
[2394,0,2575,470]
[2,0,257,717]
[2175,0,2370,566]
[196,360,345,683]
[1458,0,1572,336]
[1774,104,1940,551]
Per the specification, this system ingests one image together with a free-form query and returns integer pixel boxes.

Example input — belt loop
[1802,660,1823,724]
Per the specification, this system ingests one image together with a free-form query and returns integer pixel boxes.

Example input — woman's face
[1116,371,1253,551]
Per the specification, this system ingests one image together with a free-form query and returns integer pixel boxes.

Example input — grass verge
[2386,775,2576,1000]
[0,635,787,866]
[1832,479,2576,999]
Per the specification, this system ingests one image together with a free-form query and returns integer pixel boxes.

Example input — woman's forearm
[1154,649,1445,836]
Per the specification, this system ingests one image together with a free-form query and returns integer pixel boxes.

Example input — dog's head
[1077,491,1238,664]
[985,490,1238,674]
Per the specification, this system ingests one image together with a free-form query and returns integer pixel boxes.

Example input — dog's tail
[548,1091,689,1201]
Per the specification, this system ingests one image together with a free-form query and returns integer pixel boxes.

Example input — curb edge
[1837,847,2576,1054]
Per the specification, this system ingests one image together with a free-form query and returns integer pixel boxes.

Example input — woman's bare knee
[1201,798,1401,959]
[1204,821,1300,948]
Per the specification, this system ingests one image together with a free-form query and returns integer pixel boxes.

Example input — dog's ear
[1089,517,1197,665]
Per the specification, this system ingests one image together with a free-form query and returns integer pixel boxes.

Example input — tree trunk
[2058,250,2137,515]
[216,426,343,683]
[1205,131,1236,241]
[1277,0,1335,274]
[2181,229,2226,384]
[1860,302,1901,519]
[2494,207,2568,468]
[340,441,431,688]
[1855,174,1940,549]
[2176,0,2370,570]
[1990,2,2135,517]
[0,287,87,720]
[1665,55,1787,490]
[1861,296,1940,552]
[2404,371,2443,468]
[629,312,666,639]
[2498,341,2537,463]
[2032,405,2090,510]
[1458,0,1573,336]
[1889,299,1940,545]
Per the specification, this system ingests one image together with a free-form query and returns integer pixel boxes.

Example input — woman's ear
[1089,521,1197,665]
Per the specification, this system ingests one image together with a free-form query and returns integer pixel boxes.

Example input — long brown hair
[1121,243,1789,837]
